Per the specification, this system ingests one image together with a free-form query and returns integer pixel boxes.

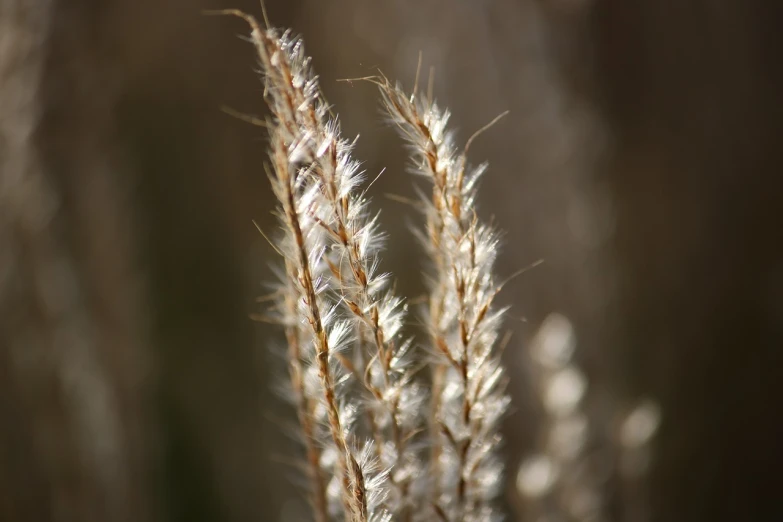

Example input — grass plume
[213,9,511,522]
[379,78,509,522]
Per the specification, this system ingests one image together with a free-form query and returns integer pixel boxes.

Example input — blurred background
[2,0,782,521]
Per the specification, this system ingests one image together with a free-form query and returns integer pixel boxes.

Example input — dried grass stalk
[213,9,511,522]
[211,10,389,522]
[380,80,510,522]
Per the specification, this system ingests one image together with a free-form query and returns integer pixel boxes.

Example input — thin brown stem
[272,135,365,522]
[282,259,329,522]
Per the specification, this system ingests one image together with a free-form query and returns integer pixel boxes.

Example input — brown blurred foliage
[1,0,781,521]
